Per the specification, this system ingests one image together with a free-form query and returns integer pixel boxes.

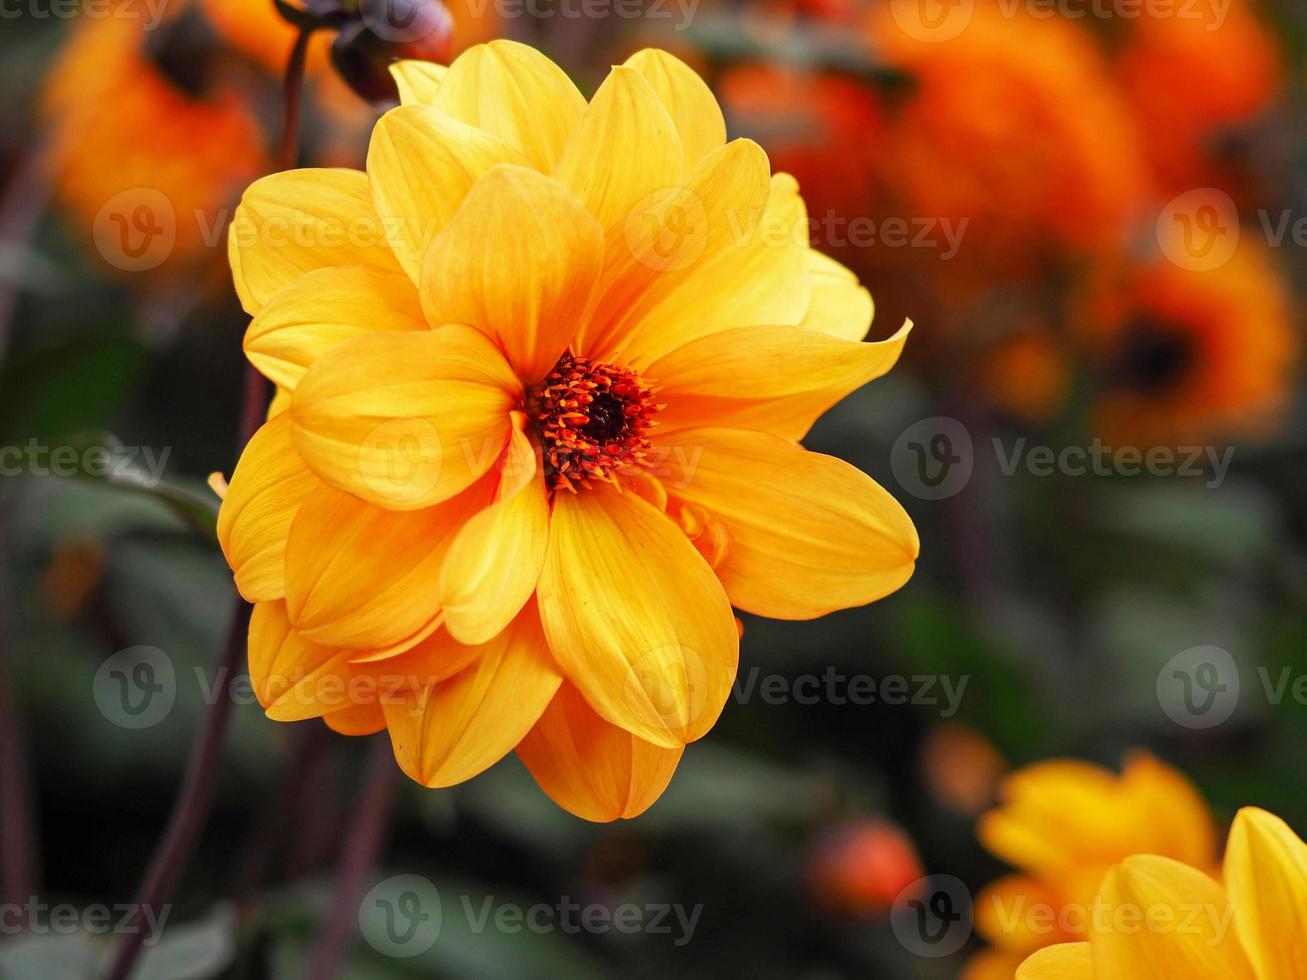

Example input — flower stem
[102,602,252,980]
[0,138,51,362]
[279,27,315,172]
[303,736,399,980]
[0,518,38,927]
[102,24,314,977]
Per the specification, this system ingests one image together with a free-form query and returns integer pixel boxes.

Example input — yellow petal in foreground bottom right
[1017,807,1307,979]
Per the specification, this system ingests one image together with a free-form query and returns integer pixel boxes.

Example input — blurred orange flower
[808,819,924,917]
[219,43,918,821]
[718,62,887,255]
[1078,235,1297,448]
[975,329,1071,427]
[1115,0,1281,200]
[963,752,1217,980]
[41,8,267,279]
[920,722,1007,816]
[869,2,1151,292]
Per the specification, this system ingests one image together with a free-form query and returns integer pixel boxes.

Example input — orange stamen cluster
[529,351,659,493]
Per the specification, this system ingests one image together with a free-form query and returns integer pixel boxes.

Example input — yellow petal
[266,386,292,419]
[244,266,427,391]
[1224,807,1307,980]
[656,428,918,619]
[348,624,485,677]
[439,428,549,645]
[283,479,489,651]
[1015,944,1094,980]
[586,146,791,366]
[622,49,726,167]
[536,483,738,748]
[980,760,1178,899]
[290,325,520,509]
[975,875,1073,952]
[389,59,447,105]
[323,702,386,736]
[217,414,321,602]
[1092,856,1252,980]
[648,321,911,440]
[366,104,530,282]
[963,950,1028,980]
[431,40,586,171]
[517,681,684,822]
[228,168,403,315]
[1120,751,1217,870]
[802,249,875,341]
[608,171,811,366]
[553,65,684,233]
[419,165,604,383]
[248,600,353,722]
[383,606,562,787]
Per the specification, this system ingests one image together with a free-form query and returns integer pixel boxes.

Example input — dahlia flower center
[1112,315,1195,393]
[527,351,658,493]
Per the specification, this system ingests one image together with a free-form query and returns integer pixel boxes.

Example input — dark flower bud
[329,0,452,102]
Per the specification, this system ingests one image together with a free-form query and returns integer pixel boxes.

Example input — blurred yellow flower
[218,42,918,820]
[1017,807,1307,979]
[964,752,1217,979]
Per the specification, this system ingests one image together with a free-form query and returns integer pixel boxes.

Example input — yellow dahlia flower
[964,752,1217,980]
[1018,807,1307,979]
[218,42,918,821]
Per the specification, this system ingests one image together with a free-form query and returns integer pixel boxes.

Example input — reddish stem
[302,737,400,980]
[0,518,37,926]
[101,23,313,977]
